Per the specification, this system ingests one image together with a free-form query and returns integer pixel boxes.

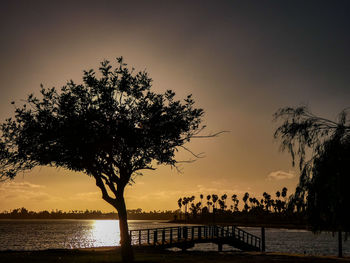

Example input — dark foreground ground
[0,248,349,263]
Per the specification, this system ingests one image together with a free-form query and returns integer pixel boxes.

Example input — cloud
[0,181,45,191]
[0,181,57,202]
[267,170,296,181]
[70,191,101,201]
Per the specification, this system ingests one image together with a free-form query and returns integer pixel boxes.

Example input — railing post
[178,227,181,241]
[147,229,150,244]
[170,228,173,244]
[139,230,141,246]
[162,229,165,245]
[183,226,188,240]
[218,243,222,252]
[129,230,133,245]
[338,231,343,258]
[191,226,194,240]
[153,230,158,245]
[198,226,201,240]
[261,227,265,252]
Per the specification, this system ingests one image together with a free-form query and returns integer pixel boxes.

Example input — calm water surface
[0,219,348,256]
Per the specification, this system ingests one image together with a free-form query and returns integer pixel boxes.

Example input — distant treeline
[174,187,308,228]
[0,208,176,220]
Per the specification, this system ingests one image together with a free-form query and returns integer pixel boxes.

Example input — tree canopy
[0,57,207,262]
[0,58,204,180]
[274,106,350,233]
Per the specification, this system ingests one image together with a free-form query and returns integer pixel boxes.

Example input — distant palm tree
[263,192,272,212]
[206,195,211,213]
[189,202,201,218]
[230,205,234,211]
[212,194,218,211]
[190,195,195,203]
[200,194,204,213]
[231,194,239,212]
[221,194,227,211]
[276,191,281,199]
[218,199,225,211]
[182,197,189,215]
[281,187,288,199]
[177,198,182,216]
[243,192,250,212]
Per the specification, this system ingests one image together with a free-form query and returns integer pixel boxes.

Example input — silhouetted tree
[262,192,272,212]
[0,58,210,262]
[221,194,227,210]
[206,195,211,212]
[242,192,250,212]
[281,187,288,212]
[177,198,183,218]
[212,194,218,210]
[200,194,204,212]
[274,106,350,257]
[231,194,239,212]
[189,202,201,217]
[182,197,189,216]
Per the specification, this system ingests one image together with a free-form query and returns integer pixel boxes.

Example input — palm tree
[221,194,227,211]
[177,198,182,219]
[189,202,201,218]
[212,194,218,211]
[230,205,234,212]
[206,195,211,213]
[182,197,189,215]
[262,192,272,212]
[281,187,288,212]
[200,194,204,213]
[231,194,239,212]
[242,192,250,212]
[190,195,195,204]
[276,190,281,199]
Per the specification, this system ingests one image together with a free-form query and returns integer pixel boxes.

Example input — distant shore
[0,247,348,263]
[169,217,309,231]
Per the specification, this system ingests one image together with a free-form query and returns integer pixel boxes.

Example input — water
[0,219,348,256]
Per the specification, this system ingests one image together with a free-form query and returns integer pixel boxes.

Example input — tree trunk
[116,195,134,262]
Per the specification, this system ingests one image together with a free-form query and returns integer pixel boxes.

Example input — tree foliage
[274,106,350,232]
[0,57,207,261]
[0,58,204,180]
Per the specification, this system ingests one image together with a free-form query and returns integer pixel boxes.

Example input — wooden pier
[129,225,261,251]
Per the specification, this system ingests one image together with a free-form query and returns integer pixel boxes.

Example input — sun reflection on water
[89,220,120,247]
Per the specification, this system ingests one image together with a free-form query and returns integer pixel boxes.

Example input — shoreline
[167,220,310,231]
[0,247,349,263]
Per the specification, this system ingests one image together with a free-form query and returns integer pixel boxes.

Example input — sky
[0,0,350,212]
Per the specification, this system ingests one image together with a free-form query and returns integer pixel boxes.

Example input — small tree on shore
[0,57,215,262]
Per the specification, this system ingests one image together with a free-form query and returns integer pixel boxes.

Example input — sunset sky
[1,1,350,212]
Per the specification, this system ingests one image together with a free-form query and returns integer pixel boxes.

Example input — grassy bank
[0,248,349,263]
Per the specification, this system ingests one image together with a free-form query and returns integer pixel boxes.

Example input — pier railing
[129,225,261,251]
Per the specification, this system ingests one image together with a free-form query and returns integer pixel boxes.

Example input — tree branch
[179,145,205,159]
[93,174,115,204]
[191,130,229,138]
